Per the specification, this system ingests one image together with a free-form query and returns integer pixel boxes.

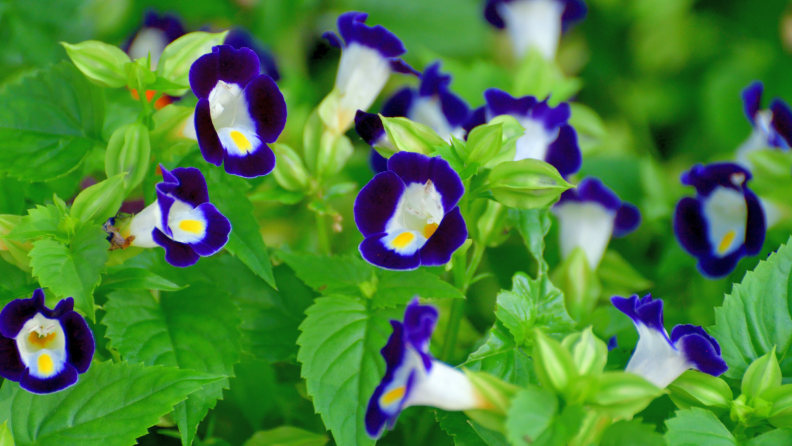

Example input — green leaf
[103,287,240,446]
[297,295,397,446]
[587,372,664,420]
[505,386,557,446]
[466,123,503,166]
[709,237,792,379]
[0,421,13,446]
[496,273,575,346]
[372,270,464,308]
[488,159,573,209]
[0,62,104,181]
[746,428,792,446]
[508,208,552,275]
[551,247,602,324]
[436,411,489,446]
[277,251,375,296]
[6,204,67,242]
[465,320,535,386]
[600,419,665,446]
[244,427,328,446]
[98,267,185,292]
[29,224,109,320]
[70,174,125,225]
[61,40,131,88]
[664,408,737,446]
[0,361,223,446]
[513,48,581,103]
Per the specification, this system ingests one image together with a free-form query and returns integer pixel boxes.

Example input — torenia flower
[552,177,640,269]
[322,12,419,133]
[0,289,95,394]
[108,165,231,267]
[483,88,581,177]
[484,0,588,60]
[674,163,765,279]
[736,81,792,167]
[123,10,185,70]
[224,28,281,81]
[366,299,489,439]
[355,152,467,270]
[185,45,287,178]
[612,294,727,389]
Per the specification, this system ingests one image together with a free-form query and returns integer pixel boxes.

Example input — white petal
[626,324,689,389]
[128,28,168,70]
[334,44,391,131]
[126,202,161,248]
[513,117,559,162]
[16,314,68,379]
[498,0,565,60]
[553,201,614,269]
[404,361,484,411]
[702,186,747,257]
[180,111,198,141]
[409,97,456,142]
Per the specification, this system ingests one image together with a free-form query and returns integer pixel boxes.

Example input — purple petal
[215,45,260,88]
[223,141,276,178]
[419,207,467,267]
[556,177,621,211]
[418,62,452,97]
[323,31,343,49]
[389,59,420,76]
[484,0,507,29]
[370,150,389,174]
[60,311,95,374]
[381,88,414,118]
[387,152,465,212]
[244,74,287,144]
[189,52,220,99]
[439,89,471,129]
[741,81,764,125]
[355,171,405,237]
[611,294,666,334]
[153,228,201,267]
[530,100,571,131]
[366,320,407,439]
[743,190,766,256]
[403,298,439,369]
[156,187,176,238]
[770,98,792,147]
[670,324,721,355]
[0,289,45,338]
[561,0,588,32]
[680,163,752,196]
[613,202,641,238]
[355,110,386,146]
[676,330,728,377]
[195,98,225,166]
[225,28,281,81]
[47,297,75,319]
[336,11,407,58]
[697,251,742,279]
[19,364,78,394]
[187,203,231,256]
[142,10,185,43]
[159,166,210,207]
[484,88,538,119]
[673,197,711,257]
[607,336,618,351]
[463,106,487,136]
[359,233,421,270]
[544,124,581,178]
[0,336,25,381]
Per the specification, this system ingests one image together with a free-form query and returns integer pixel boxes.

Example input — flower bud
[316,131,353,179]
[764,384,792,428]
[149,104,195,148]
[125,57,157,91]
[533,329,578,395]
[562,327,608,377]
[0,215,33,272]
[70,174,126,224]
[156,31,228,96]
[475,200,510,247]
[61,40,131,88]
[381,116,445,156]
[105,123,152,194]
[551,247,602,323]
[272,143,310,192]
[730,394,754,424]
[488,158,573,209]
[466,123,503,166]
[587,372,664,420]
[667,370,733,413]
[463,369,520,433]
[742,347,782,400]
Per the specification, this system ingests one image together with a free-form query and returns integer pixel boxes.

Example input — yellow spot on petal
[28,332,56,349]
[392,232,415,249]
[230,131,252,153]
[38,354,54,376]
[380,386,406,406]
[179,220,204,234]
[718,230,736,254]
[424,223,439,239]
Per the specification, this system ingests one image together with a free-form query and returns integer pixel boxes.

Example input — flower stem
[315,212,331,255]
[441,241,486,362]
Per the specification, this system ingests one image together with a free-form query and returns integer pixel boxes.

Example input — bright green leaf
[0,421,13,446]
[70,174,125,225]
[597,250,653,298]
[600,419,665,446]
[746,428,792,446]
[505,386,557,446]
[488,159,573,209]
[61,40,130,88]
[664,408,737,446]
[496,273,575,346]
[6,204,67,242]
[372,270,464,308]
[98,267,185,292]
[244,426,328,446]
[278,251,374,296]
[509,208,552,275]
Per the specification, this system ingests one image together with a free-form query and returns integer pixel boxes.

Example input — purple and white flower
[123,10,186,69]
[355,152,467,270]
[481,88,581,177]
[112,166,231,268]
[366,299,488,439]
[323,12,418,133]
[612,294,727,389]
[736,81,792,167]
[0,289,95,394]
[224,28,281,82]
[484,0,588,60]
[552,177,640,269]
[184,45,287,178]
[674,163,765,279]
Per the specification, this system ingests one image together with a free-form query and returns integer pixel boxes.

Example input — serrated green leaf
[0,361,223,446]
[278,251,375,296]
[464,320,535,386]
[0,421,13,446]
[103,287,240,446]
[505,386,557,446]
[509,208,552,275]
[0,62,104,181]
[664,408,737,446]
[436,411,489,446]
[746,428,792,446]
[497,273,575,346]
[244,426,328,446]
[709,237,792,379]
[6,204,67,242]
[29,224,108,320]
[297,295,397,446]
[600,419,665,446]
[372,270,464,308]
[98,267,185,292]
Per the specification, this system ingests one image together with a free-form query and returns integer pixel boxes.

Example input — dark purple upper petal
[463,106,487,136]
[770,98,792,147]
[142,10,185,43]
[0,289,45,338]
[359,233,421,271]
[381,88,414,118]
[0,336,24,381]
[673,197,711,257]
[613,203,641,238]
[419,207,467,268]
[194,98,225,166]
[556,177,621,211]
[403,299,439,370]
[189,45,260,99]
[323,31,343,49]
[225,27,281,81]
[187,203,231,256]
[355,171,405,237]
[386,152,465,212]
[743,189,766,256]
[355,111,387,146]
[439,89,471,129]
[189,52,221,99]
[484,88,538,119]
[153,227,201,267]
[365,320,408,439]
[544,124,581,178]
[530,100,571,131]
[156,166,210,208]
[244,74,287,144]
[680,163,752,196]
[561,0,588,31]
[484,0,507,29]
[223,142,276,178]
[389,59,420,76]
[611,294,666,335]
[741,81,763,125]
[675,328,728,377]
[60,311,95,374]
[20,363,78,394]
[418,62,452,98]
[336,11,407,58]
[370,150,389,174]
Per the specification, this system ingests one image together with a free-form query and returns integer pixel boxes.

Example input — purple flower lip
[484,0,588,32]
[484,88,581,177]
[741,81,792,149]
[0,289,95,394]
[674,162,765,279]
[612,294,727,388]
[224,27,280,82]
[355,152,467,271]
[555,177,641,237]
[189,44,287,178]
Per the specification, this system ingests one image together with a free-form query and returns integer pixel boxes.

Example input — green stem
[315,212,331,255]
[441,242,486,362]
[136,80,153,127]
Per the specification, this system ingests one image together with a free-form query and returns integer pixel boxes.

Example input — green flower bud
[667,370,733,413]
[587,372,664,420]
[488,158,573,209]
[0,215,33,272]
[475,200,510,247]
[533,329,578,395]
[764,384,792,428]
[125,57,157,91]
[272,143,310,192]
[381,116,445,156]
[742,347,782,400]
[466,123,503,166]
[61,40,131,88]
[316,131,354,179]
[156,31,228,96]
[562,327,608,377]
[551,247,602,323]
[105,123,152,194]
[730,394,754,424]
[464,369,521,433]
[70,174,126,224]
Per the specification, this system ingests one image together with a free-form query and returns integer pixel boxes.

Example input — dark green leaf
[278,251,375,296]
[664,408,737,446]
[98,267,185,292]
[746,428,792,446]
[436,411,489,446]
[600,419,665,446]
[372,270,464,309]
[508,208,551,275]
[243,426,328,446]
[505,386,558,446]
[497,273,575,345]
[464,320,535,386]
